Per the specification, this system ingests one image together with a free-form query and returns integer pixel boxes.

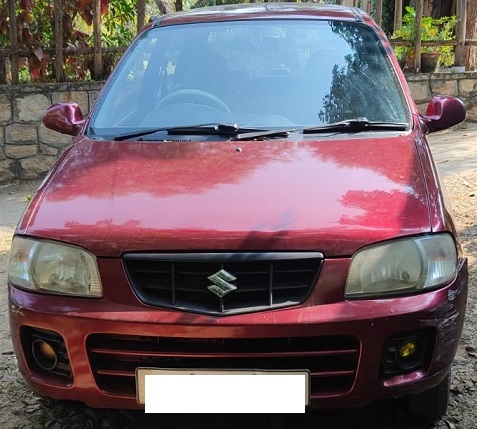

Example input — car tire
[408,372,451,420]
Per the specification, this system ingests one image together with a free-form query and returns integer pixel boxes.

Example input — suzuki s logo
[207,269,237,298]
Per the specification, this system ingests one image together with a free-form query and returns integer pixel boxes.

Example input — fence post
[394,0,403,30]
[8,0,19,84]
[54,0,64,82]
[413,0,423,72]
[375,0,383,27]
[454,0,466,67]
[93,0,103,79]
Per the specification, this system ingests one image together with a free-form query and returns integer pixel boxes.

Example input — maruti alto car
[8,2,468,418]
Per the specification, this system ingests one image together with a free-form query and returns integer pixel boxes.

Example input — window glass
[90,20,409,136]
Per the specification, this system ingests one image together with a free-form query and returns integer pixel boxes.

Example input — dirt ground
[1,126,477,428]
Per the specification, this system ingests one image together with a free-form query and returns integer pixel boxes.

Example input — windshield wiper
[112,119,408,141]
[302,118,409,134]
[232,118,408,140]
[113,123,280,141]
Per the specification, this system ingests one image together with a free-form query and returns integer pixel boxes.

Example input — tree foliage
[0,0,139,82]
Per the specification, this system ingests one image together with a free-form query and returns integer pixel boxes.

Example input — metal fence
[0,0,475,83]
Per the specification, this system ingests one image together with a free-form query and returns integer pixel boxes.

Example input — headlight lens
[345,234,457,298]
[8,237,102,297]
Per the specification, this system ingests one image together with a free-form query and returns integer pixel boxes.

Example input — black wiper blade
[113,123,272,141]
[233,118,408,140]
[302,118,409,134]
[166,124,270,136]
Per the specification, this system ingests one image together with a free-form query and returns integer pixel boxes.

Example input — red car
[8,3,467,417]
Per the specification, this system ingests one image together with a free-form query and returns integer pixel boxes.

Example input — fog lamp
[395,339,423,371]
[382,328,435,377]
[32,339,58,371]
[399,341,417,359]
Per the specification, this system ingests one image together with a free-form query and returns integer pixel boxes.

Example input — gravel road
[1,125,477,428]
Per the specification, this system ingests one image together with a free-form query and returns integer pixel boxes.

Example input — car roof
[152,3,372,27]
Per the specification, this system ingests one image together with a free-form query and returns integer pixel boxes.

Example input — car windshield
[89,19,410,138]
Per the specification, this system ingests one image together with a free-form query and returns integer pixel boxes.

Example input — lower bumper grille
[87,334,359,399]
[123,252,323,315]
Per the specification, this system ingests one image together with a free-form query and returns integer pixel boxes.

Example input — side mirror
[420,96,466,133]
[42,103,86,136]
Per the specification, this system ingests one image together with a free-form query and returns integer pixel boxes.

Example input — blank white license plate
[136,368,310,413]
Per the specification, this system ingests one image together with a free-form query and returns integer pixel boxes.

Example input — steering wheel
[156,89,232,113]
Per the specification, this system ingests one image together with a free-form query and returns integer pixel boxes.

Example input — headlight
[8,237,102,297]
[345,234,457,298]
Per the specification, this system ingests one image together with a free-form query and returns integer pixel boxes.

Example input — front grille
[124,252,323,315]
[87,334,359,399]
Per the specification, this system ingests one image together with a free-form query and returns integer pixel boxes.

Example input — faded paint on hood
[20,134,431,257]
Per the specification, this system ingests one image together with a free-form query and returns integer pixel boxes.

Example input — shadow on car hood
[19,135,432,257]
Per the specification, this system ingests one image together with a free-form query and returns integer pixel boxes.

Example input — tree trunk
[465,0,477,70]
[431,0,453,18]
[154,0,174,15]
[137,0,147,33]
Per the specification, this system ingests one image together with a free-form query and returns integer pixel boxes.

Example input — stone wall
[407,72,477,119]
[0,82,103,184]
[1,73,477,184]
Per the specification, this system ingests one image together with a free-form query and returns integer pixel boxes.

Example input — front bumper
[9,259,468,410]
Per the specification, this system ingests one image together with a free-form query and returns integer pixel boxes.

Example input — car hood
[20,134,432,257]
